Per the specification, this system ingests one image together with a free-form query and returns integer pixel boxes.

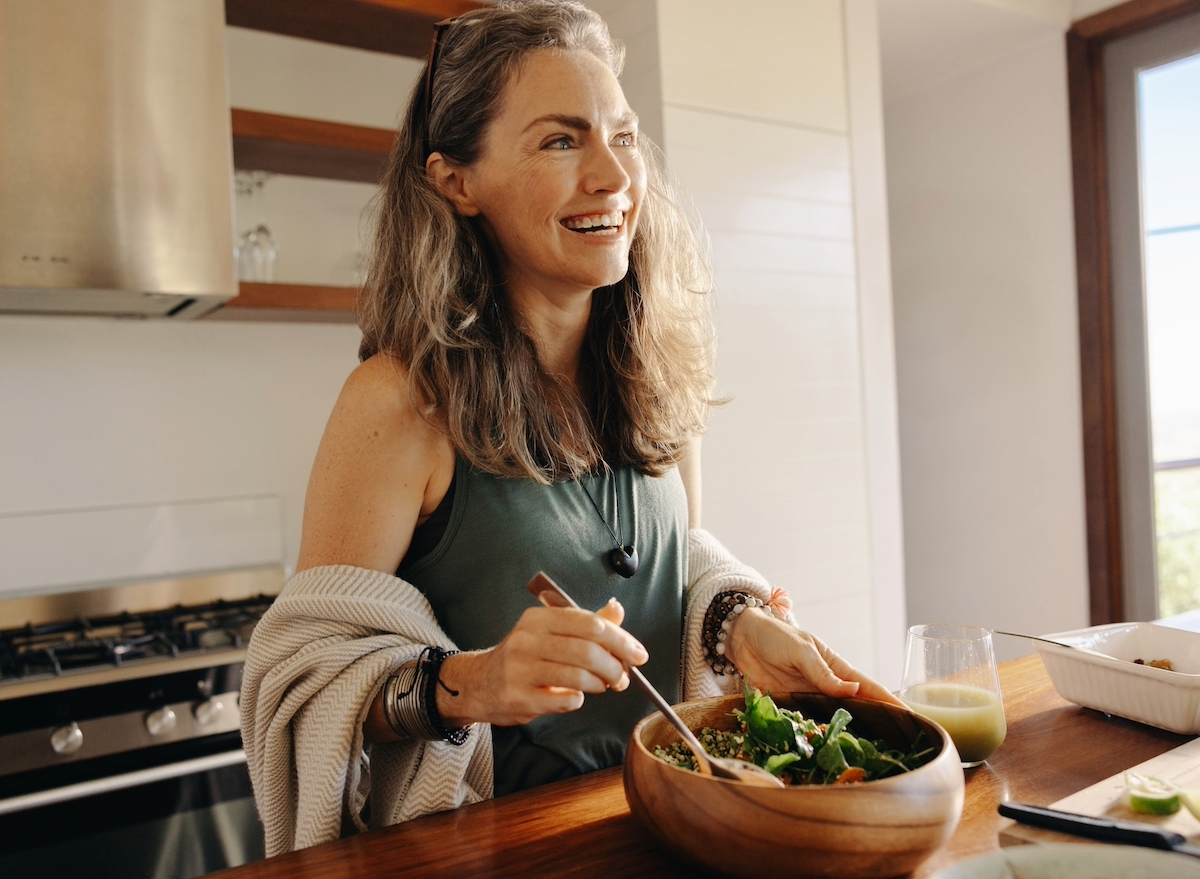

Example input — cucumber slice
[1124,772,1182,815]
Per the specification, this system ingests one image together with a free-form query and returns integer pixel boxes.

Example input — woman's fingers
[813,638,906,706]
[534,634,628,691]
[595,597,625,626]
[525,604,648,667]
[794,642,860,698]
[467,599,646,726]
[793,635,859,696]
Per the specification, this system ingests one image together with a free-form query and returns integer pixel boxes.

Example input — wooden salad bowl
[624,693,965,879]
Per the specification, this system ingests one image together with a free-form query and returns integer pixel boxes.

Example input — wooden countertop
[217,655,1192,878]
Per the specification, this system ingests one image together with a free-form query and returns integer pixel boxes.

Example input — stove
[0,568,282,879]
[1,598,266,681]
[0,595,274,792]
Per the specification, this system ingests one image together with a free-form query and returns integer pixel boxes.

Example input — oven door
[0,740,263,879]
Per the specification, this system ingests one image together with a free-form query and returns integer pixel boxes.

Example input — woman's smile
[560,209,627,236]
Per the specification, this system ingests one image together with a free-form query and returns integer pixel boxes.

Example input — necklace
[578,470,639,578]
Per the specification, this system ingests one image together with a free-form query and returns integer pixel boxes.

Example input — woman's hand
[435,598,648,728]
[725,608,903,707]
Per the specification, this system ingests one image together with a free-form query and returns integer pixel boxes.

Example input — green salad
[654,684,935,785]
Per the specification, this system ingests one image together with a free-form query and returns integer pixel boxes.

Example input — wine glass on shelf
[900,624,1006,768]
[252,224,276,282]
[234,171,277,282]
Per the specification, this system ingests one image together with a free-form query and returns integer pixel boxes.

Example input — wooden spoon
[526,571,785,788]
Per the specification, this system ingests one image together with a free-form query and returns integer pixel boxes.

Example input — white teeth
[564,211,625,231]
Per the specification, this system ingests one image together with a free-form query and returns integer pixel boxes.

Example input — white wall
[880,3,1091,659]
[653,0,905,683]
[0,317,360,595]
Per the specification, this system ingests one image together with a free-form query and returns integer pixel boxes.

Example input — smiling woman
[239,0,899,858]
[360,5,713,483]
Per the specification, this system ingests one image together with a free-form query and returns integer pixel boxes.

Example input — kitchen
[2,0,1199,877]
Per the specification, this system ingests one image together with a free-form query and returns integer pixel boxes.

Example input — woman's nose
[582,143,632,194]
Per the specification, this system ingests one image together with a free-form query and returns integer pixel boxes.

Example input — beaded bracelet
[381,646,471,745]
[701,591,765,675]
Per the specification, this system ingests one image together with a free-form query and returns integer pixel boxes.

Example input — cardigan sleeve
[681,528,794,700]
[240,565,493,855]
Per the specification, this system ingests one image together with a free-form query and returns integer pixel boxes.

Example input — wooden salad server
[526,571,784,788]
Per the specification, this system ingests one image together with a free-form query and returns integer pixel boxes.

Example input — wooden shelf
[231,109,395,183]
[207,282,359,322]
[225,0,486,58]
[221,1,489,318]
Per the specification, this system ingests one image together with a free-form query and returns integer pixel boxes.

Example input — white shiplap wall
[655,0,904,682]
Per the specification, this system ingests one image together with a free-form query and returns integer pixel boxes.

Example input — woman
[241,0,898,855]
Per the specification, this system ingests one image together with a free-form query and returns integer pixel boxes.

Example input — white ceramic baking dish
[1033,622,1200,735]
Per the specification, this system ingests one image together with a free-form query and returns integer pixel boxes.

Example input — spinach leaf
[826,708,852,742]
[764,753,802,776]
[740,682,801,753]
[816,738,848,775]
[838,731,865,767]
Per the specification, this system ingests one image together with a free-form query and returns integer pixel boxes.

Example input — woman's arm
[682,438,900,705]
[296,355,452,575]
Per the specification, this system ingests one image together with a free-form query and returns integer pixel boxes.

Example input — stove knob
[145,706,177,737]
[51,722,83,755]
[193,698,224,727]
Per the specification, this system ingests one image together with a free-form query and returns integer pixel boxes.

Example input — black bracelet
[422,646,471,746]
[702,591,764,676]
[381,646,470,745]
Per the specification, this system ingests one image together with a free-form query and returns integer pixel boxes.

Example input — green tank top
[400,455,687,797]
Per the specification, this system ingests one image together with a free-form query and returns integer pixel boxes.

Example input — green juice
[901,683,1007,765]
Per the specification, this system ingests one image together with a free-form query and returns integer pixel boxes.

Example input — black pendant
[608,545,639,578]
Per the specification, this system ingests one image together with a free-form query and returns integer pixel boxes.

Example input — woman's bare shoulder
[295,355,453,574]
[320,356,449,460]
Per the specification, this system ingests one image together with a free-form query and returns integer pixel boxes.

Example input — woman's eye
[614,133,636,147]
[544,137,573,150]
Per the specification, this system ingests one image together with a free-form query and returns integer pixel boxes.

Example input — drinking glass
[900,624,1006,767]
[236,225,277,282]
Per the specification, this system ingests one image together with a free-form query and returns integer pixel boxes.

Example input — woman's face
[442,49,646,299]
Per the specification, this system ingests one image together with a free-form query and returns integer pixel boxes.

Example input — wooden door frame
[1069,0,1200,624]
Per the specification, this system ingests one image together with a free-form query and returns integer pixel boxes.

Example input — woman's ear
[426,152,481,217]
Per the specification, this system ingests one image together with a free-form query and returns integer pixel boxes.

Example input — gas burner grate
[0,596,273,681]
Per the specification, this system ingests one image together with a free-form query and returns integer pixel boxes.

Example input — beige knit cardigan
[241,527,780,855]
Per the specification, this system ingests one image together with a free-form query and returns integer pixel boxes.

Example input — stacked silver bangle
[702,591,765,675]
[381,646,470,745]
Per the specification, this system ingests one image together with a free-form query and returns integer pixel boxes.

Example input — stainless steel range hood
[0,0,237,318]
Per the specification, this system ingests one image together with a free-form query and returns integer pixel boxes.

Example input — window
[1140,53,1200,614]
[1070,3,1200,623]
